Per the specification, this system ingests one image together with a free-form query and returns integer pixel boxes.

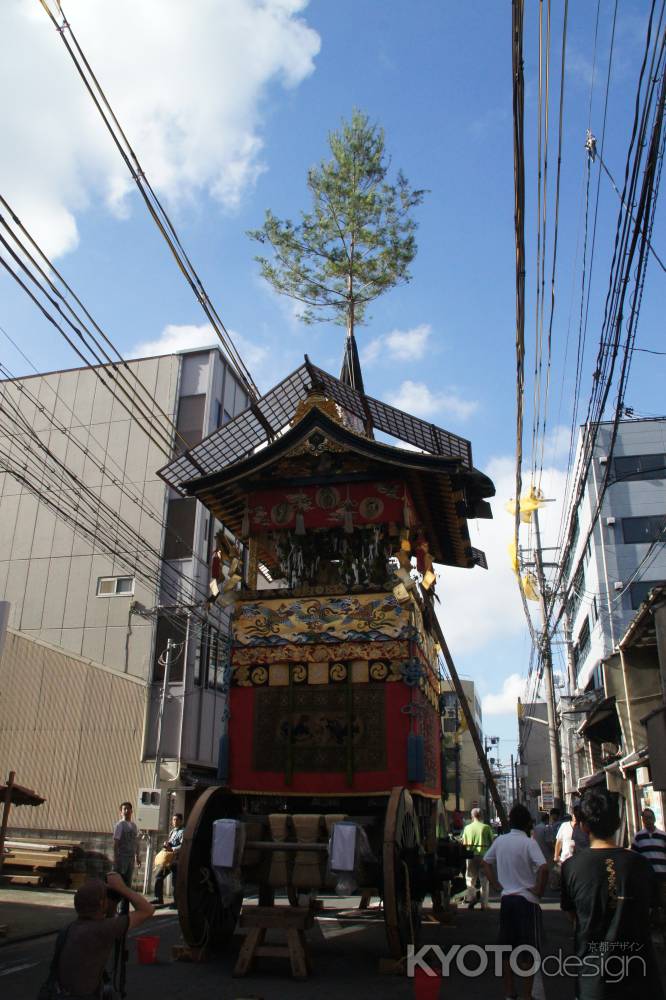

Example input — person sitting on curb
[55,872,154,999]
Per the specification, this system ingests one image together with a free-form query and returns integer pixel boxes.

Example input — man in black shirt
[561,787,663,1000]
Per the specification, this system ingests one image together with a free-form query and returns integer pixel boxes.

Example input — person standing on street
[481,803,548,1000]
[532,811,553,862]
[152,812,185,907]
[113,802,140,889]
[462,807,493,910]
[631,806,666,914]
[555,804,588,864]
[561,788,662,1000]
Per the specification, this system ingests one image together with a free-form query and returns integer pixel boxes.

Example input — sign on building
[540,780,554,810]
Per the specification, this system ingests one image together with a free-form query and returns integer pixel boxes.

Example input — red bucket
[136,935,160,965]
[414,966,442,1000]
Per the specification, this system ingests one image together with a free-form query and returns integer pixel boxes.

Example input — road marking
[0,962,39,977]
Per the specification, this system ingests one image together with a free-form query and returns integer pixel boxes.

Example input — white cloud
[131,322,267,369]
[389,380,478,421]
[362,324,431,364]
[543,423,573,464]
[435,457,569,655]
[482,673,526,716]
[1,1,320,257]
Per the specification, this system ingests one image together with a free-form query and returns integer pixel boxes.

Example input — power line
[0,197,187,457]
[37,0,259,403]
[549,3,666,639]
[0,343,213,580]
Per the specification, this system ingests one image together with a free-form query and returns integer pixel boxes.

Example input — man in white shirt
[482,803,548,1000]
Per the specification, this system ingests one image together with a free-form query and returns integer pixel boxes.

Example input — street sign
[540,781,554,810]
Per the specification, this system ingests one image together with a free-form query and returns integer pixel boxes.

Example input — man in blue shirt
[152,813,185,907]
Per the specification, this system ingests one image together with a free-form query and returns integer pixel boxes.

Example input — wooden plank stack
[1,837,82,887]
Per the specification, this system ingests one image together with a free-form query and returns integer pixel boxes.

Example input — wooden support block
[378,956,407,976]
[286,928,308,979]
[171,944,209,962]
[233,904,314,979]
[239,905,315,930]
[233,927,266,977]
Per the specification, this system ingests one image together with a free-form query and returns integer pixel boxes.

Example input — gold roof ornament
[291,389,343,427]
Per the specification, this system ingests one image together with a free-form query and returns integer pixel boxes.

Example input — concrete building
[562,418,666,693]
[441,678,485,816]
[0,347,249,844]
[517,701,551,816]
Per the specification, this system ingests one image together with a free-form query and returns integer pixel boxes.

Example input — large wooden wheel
[382,786,423,959]
[176,786,242,951]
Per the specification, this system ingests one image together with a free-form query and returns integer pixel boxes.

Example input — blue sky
[1,1,664,767]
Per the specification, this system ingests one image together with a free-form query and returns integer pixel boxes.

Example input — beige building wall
[0,355,180,680]
[0,629,152,833]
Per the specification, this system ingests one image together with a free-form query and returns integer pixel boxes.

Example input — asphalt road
[0,896,580,1000]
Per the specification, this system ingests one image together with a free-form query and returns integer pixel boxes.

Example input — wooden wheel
[382,786,422,959]
[176,786,242,951]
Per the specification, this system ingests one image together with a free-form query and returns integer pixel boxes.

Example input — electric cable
[37,0,259,402]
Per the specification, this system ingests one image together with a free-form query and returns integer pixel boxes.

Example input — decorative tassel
[403,486,412,528]
[295,509,306,535]
[241,500,250,539]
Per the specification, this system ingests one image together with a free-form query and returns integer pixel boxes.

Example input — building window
[152,614,186,683]
[614,453,666,482]
[621,515,666,544]
[175,393,206,452]
[96,576,134,597]
[629,579,666,610]
[195,624,228,690]
[567,561,585,623]
[163,497,197,560]
[573,618,591,671]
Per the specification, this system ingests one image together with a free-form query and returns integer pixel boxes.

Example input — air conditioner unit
[606,516,616,526]
[613,581,624,591]
[599,456,608,465]
[136,788,162,831]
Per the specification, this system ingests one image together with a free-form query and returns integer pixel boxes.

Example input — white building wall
[564,419,666,690]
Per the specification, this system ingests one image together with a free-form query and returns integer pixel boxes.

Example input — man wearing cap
[55,873,154,998]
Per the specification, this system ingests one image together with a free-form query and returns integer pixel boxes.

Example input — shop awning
[619,747,649,772]
[578,696,622,745]
[0,780,45,807]
[578,771,606,790]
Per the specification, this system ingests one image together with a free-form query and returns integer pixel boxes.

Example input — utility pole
[532,506,564,809]
[511,753,516,803]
